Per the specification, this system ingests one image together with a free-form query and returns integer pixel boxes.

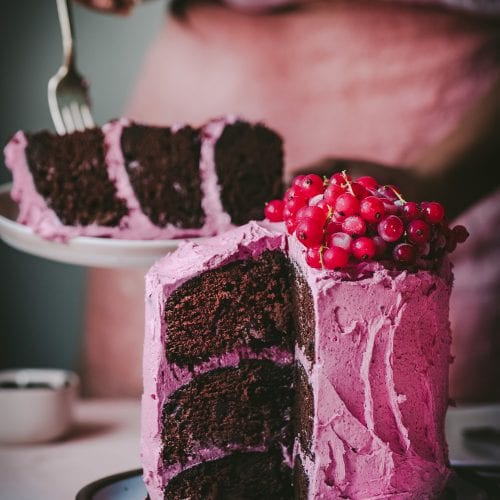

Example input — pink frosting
[288,235,452,498]
[3,118,238,241]
[142,221,453,499]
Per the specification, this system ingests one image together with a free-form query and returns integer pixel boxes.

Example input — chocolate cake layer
[120,124,204,228]
[25,129,128,226]
[214,121,284,225]
[163,451,293,500]
[291,268,316,361]
[162,359,293,466]
[293,455,309,500]
[294,364,314,457]
[165,250,294,366]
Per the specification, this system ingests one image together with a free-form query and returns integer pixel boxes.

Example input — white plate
[0,183,188,268]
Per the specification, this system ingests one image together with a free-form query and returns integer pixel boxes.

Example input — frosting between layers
[3,118,238,241]
[142,221,453,499]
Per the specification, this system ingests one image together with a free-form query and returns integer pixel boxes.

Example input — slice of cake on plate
[3,116,283,241]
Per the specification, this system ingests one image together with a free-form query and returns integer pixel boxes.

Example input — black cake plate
[0,183,197,268]
[75,466,500,500]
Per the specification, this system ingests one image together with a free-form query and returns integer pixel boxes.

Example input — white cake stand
[0,183,187,268]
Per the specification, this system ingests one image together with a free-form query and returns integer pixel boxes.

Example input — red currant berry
[352,236,376,261]
[282,206,295,221]
[284,187,297,202]
[356,176,378,191]
[309,194,324,206]
[360,196,385,223]
[291,175,305,191]
[285,217,297,234]
[401,201,421,222]
[284,186,307,203]
[351,182,370,199]
[330,172,349,187]
[323,184,345,205]
[315,199,332,217]
[295,219,324,248]
[333,211,346,223]
[378,215,404,242]
[326,232,352,252]
[322,246,349,270]
[296,205,328,227]
[423,202,445,224]
[285,196,308,215]
[393,243,417,264]
[406,219,431,244]
[452,225,469,243]
[342,215,367,236]
[306,246,323,269]
[325,220,343,235]
[300,174,325,199]
[378,185,400,201]
[373,236,388,258]
[382,201,399,216]
[335,193,360,217]
[264,199,285,222]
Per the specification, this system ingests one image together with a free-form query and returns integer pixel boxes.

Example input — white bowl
[0,368,79,444]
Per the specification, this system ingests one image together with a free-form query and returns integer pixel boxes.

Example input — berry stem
[326,205,335,221]
[342,170,355,196]
[386,185,406,203]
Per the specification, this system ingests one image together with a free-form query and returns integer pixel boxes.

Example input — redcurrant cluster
[264,171,469,270]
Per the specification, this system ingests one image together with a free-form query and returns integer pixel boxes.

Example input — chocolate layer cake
[142,221,453,499]
[3,116,283,241]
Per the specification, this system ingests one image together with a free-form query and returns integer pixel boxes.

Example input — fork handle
[56,0,76,69]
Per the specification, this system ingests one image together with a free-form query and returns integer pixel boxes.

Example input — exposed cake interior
[164,451,293,499]
[214,121,284,225]
[120,124,205,229]
[164,250,293,366]
[161,360,293,465]
[159,249,303,499]
[25,129,128,226]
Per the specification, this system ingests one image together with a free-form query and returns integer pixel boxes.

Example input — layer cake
[142,220,453,499]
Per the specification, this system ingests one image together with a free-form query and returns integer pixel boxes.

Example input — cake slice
[3,116,283,241]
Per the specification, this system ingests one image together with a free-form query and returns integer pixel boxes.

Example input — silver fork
[48,0,95,134]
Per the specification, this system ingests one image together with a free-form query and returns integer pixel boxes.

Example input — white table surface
[0,399,499,500]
